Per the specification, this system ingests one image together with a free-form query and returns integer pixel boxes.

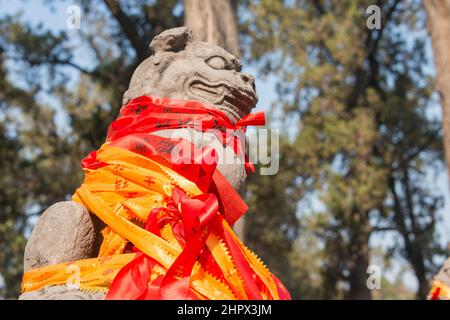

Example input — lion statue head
[123,26,258,122]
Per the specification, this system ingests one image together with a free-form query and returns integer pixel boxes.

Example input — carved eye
[206,56,227,70]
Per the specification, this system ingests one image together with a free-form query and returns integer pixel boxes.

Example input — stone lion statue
[19,26,258,300]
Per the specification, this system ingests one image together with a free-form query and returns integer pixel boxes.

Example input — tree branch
[391,128,441,171]
[368,0,402,56]
[103,0,148,61]
[347,0,402,108]
[311,0,325,15]
[372,226,397,232]
[51,58,110,81]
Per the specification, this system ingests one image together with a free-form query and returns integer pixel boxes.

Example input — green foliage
[243,0,447,299]
[0,0,182,298]
[245,137,301,290]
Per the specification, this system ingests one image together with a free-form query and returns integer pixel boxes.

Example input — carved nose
[241,73,256,90]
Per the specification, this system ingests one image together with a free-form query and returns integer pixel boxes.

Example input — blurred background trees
[424,0,450,177]
[0,0,448,299]
[243,0,446,300]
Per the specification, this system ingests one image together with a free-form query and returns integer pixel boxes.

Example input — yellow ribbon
[21,144,279,299]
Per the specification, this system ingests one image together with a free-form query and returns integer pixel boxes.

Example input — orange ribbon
[106,188,220,300]
[21,96,291,300]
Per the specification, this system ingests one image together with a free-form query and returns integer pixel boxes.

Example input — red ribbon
[431,287,441,300]
[106,187,220,300]
[82,95,262,224]
[105,95,265,174]
[90,95,290,300]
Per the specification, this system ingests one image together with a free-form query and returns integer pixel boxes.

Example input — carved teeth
[187,76,257,120]
[191,82,220,99]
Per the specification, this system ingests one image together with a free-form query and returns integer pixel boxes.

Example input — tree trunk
[424,0,450,175]
[346,226,371,300]
[184,0,241,57]
[184,0,246,240]
[389,176,428,299]
[409,248,428,299]
[347,250,371,300]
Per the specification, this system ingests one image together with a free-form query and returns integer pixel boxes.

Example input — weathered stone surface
[433,257,450,286]
[19,285,105,300]
[123,26,258,123]
[22,26,258,299]
[153,128,246,191]
[123,26,257,190]
[24,201,103,272]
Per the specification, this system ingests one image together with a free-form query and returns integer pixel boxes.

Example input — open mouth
[187,76,257,121]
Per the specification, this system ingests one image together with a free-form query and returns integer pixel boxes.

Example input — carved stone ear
[149,26,192,54]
